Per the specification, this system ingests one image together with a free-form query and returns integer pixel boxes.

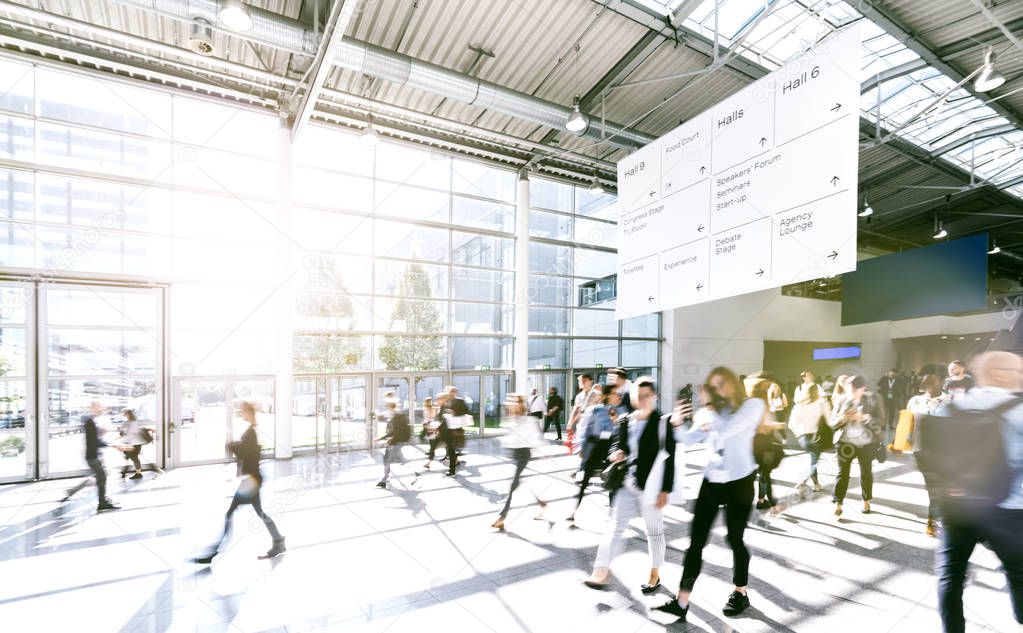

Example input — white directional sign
[616,26,861,319]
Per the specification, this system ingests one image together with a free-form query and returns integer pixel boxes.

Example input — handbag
[754,431,785,469]
[812,416,834,451]
[600,460,627,491]
[643,416,686,507]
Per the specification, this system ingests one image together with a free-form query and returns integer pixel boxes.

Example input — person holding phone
[655,368,766,623]
[830,375,885,517]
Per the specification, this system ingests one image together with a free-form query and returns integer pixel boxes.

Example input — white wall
[660,288,1014,407]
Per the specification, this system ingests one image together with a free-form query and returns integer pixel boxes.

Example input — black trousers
[543,415,562,438]
[937,507,1023,632]
[208,479,283,555]
[681,473,755,592]
[499,447,531,519]
[122,445,142,474]
[833,442,875,503]
[756,464,776,503]
[574,438,611,510]
[87,457,107,506]
[446,428,465,475]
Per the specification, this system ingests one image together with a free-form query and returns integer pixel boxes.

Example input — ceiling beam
[857,0,1023,130]
[290,0,357,141]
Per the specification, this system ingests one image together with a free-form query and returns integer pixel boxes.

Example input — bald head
[971,351,1023,390]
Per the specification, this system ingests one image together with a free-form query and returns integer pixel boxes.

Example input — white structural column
[514,169,530,395]
[275,120,295,458]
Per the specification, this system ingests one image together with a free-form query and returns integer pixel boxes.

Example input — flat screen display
[813,346,861,360]
[841,234,988,326]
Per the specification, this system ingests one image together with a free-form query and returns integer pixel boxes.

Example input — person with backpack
[118,408,150,480]
[919,351,1023,633]
[377,396,411,490]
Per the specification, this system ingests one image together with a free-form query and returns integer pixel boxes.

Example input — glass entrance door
[0,282,33,482]
[40,284,164,478]
[329,375,368,451]
[173,376,275,465]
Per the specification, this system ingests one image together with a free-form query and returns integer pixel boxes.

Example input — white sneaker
[574,471,585,482]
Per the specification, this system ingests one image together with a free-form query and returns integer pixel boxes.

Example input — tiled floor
[0,437,1018,633]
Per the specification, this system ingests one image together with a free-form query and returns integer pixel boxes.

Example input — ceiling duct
[111,0,654,151]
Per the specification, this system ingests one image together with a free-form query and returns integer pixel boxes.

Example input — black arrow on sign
[697,224,705,232]
[830,176,840,186]
[699,166,706,175]
[649,190,656,197]
[828,250,838,260]
[759,137,767,147]
[831,103,842,112]
[648,295,655,302]
[696,283,704,291]
[756,269,765,277]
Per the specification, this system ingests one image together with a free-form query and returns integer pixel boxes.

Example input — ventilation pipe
[111,0,655,150]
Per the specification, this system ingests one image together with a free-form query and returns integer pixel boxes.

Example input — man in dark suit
[443,386,470,477]
[545,387,564,440]
[876,369,904,445]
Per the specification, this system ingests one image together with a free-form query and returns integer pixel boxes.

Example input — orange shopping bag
[890,409,915,453]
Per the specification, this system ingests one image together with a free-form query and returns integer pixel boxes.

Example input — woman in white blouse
[491,393,547,530]
[788,371,831,492]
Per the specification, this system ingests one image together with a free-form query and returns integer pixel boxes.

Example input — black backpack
[917,396,1021,518]
[391,412,411,443]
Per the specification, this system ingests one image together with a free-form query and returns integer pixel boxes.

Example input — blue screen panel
[813,346,861,360]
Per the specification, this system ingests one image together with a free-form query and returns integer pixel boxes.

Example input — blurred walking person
[567,385,616,522]
[830,376,885,517]
[118,408,147,480]
[491,393,547,530]
[193,402,284,564]
[443,386,470,477]
[62,401,120,512]
[655,368,765,622]
[544,386,564,441]
[421,396,441,470]
[584,377,673,596]
[904,374,948,536]
[527,387,546,420]
[377,395,411,489]
[788,371,830,492]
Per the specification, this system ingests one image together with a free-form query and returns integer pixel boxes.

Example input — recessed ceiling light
[941,335,948,339]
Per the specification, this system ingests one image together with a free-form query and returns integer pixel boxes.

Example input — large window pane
[373,298,448,332]
[38,174,171,234]
[173,192,278,243]
[0,327,26,377]
[295,292,374,331]
[622,313,659,338]
[293,168,372,213]
[573,308,618,337]
[453,196,513,233]
[292,123,373,176]
[452,159,515,203]
[529,307,568,335]
[0,60,33,115]
[575,217,616,248]
[173,97,277,158]
[528,274,571,306]
[622,339,658,367]
[530,177,573,211]
[0,169,33,221]
[172,236,274,282]
[0,222,35,268]
[450,337,512,369]
[529,242,571,275]
[574,248,616,278]
[47,329,157,375]
[175,148,276,199]
[529,337,568,368]
[375,220,448,262]
[38,68,172,139]
[375,142,450,189]
[37,226,171,277]
[300,253,373,296]
[374,334,448,371]
[452,267,512,303]
[293,334,371,372]
[529,209,572,240]
[452,302,511,334]
[572,338,618,368]
[375,260,448,298]
[0,115,33,162]
[38,122,172,182]
[294,209,373,254]
[452,231,511,269]
[47,289,158,328]
[375,183,449,222]
[575,186,617,218]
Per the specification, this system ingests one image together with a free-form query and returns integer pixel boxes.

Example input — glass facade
[0,57,659,471]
